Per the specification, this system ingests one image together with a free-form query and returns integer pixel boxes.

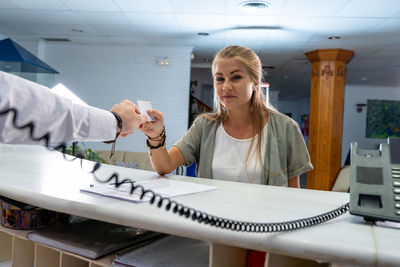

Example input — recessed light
[72,28,84,33]
[198,32,209,36]
[360,77,368,81]
[240,1,270,10]
[328,36,341,40]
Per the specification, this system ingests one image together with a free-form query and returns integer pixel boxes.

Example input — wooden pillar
[305,49,354,191]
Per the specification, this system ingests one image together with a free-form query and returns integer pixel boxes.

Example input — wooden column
[305,49,354,191]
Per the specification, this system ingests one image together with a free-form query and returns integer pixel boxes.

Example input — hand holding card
[137,100,155,121]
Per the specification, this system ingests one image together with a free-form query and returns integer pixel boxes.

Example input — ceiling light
[360,77,368,81]
[240,1,270,10]
[72,28,84,33]
[328,36,341,40]
[198,32,209,36]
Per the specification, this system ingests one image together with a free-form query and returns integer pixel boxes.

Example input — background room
[1,0,400,177]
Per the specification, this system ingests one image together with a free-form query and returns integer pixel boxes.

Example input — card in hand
[137,100,155,121]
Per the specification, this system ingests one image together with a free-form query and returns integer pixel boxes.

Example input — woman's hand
[139,109,165,138]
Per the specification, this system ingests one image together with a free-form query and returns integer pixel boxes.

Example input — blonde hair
[201,45,274,178]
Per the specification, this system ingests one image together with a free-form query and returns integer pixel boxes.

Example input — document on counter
[81,178,217,203]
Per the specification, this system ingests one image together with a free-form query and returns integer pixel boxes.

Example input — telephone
[350,137,400,222]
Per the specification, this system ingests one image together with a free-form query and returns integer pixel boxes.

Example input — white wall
[42,43,192,152]
[342,85,400,165]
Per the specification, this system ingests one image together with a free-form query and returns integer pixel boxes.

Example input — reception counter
[0,143,399,267]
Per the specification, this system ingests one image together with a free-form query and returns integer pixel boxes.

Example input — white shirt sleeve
[0,71,116,144]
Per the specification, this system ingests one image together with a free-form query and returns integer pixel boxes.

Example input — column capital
[305,49,354,64]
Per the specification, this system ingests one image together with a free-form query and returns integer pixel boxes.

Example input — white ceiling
[1,0,400,100]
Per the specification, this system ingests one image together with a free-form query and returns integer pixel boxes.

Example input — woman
[141,45,312,267]
[140,45,312,188]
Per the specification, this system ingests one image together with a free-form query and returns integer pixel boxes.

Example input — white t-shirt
[212,123,267,184]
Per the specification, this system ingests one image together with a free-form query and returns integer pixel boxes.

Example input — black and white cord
[0,107,350,233]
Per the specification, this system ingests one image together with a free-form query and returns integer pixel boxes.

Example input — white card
[137,100,154,121]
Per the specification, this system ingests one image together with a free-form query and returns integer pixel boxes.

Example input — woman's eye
[232,75,242,80]
[216,77,224,82]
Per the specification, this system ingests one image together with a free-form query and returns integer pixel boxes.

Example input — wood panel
[305,49,354,190]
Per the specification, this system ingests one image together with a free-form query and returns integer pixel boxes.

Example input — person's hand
[139,109,165,139]
[111,100,147,137]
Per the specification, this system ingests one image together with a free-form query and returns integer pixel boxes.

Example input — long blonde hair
[201,45,273,176]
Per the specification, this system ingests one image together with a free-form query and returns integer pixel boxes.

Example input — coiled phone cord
[1,107,350,233]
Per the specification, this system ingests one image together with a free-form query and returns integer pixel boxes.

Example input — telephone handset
[1,107,350,233]
[350,137,400,222]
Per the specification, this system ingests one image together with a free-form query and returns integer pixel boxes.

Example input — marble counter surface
[0,143,399,266]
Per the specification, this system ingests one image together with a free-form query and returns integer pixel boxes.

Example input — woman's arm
[140,109,185,175]
[148,146,185,175]
[288,175,300,188]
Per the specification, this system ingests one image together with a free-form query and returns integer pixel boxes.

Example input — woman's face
[213,58,255,112]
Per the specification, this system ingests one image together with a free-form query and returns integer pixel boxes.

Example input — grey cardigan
[174,112,313,186]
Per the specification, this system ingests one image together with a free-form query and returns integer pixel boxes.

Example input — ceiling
[1,0,400,100]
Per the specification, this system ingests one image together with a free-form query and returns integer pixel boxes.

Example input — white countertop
[0,143,399,267]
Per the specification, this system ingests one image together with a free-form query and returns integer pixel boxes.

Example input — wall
[342,85,400,165]
[41,42,193,152]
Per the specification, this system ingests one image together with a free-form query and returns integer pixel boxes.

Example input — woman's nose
[222,81,232,91]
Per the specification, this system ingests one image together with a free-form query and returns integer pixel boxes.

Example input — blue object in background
[186,163,197,177]
[0,38,59,74]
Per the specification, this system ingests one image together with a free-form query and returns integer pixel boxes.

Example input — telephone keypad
[393,181,400,187]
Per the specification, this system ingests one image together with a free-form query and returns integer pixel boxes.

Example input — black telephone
[350,137,400,222]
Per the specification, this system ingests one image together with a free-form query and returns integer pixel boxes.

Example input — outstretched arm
[0,71,145,144]
[139,109,185,175]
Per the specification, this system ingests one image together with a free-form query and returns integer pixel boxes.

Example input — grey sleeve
[173,117,204,166]
[286,120,313,178]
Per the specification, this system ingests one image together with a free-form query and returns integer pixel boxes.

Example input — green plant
[61,144,107,163]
